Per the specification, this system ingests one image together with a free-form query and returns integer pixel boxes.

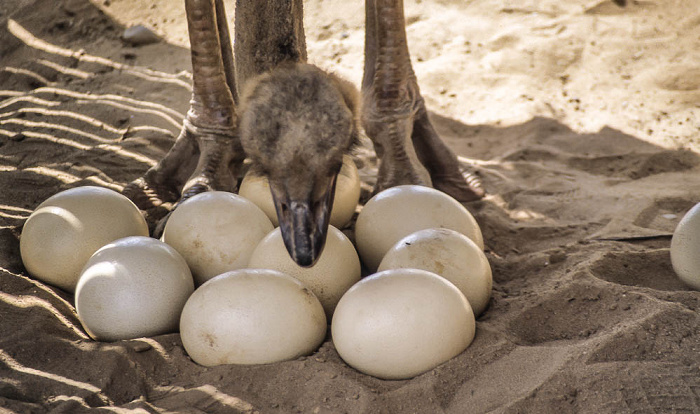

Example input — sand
[2,0,700,412]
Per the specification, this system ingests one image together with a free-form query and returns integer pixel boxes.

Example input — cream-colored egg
[162,191,273,285]
[75,236,194,341]
[20,186,148,292]
[331,268,475,380]
[237,174,277,225]
[671,202,700,290]
[239,154,361,229]
[355,185,483,271]
[378,228,492,316]
[180,269,327,366]
[248,226,361,320]
[332,155,362,228]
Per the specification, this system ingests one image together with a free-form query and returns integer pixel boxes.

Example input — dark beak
[270,174,337,267]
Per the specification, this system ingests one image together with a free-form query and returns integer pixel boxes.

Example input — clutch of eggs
[22,183,488,380]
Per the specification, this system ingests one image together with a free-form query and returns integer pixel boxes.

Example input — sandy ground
[2,0,700,412]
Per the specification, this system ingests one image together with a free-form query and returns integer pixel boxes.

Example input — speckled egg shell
[180,269,327,366]
[161,191,274,285]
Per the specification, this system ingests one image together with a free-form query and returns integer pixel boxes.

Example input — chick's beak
[270,174,337,267]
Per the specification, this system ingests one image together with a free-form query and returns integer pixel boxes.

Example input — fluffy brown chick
[239,62,360,267]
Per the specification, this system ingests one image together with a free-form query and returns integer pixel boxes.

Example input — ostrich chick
[239,63,360,266]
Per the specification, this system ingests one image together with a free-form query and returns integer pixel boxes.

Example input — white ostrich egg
[161,191,273,285]
[331,268,475,380]
[20,186,148,292]
[355,185,483,271]
[671,202,700,290]
[180,269,327,366]
[237,174,276,226]
[75,236,194,341]
[248,226,361,319]
[378,228,492,316]
[239,154,361,229]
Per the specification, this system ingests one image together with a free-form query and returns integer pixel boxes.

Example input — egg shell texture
[180,269,327,367]
[75,236,194,341]
[20,186,148,292]
[162,191,274,285]
[355,185,484,271]
[671,202,700,290]
[331,268,475,380]
[248,226,361,319]
[238,174,278,225]
[378,228,493,316]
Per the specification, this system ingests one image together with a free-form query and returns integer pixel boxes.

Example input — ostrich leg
[362,0,484,202]
[123,0,243,228]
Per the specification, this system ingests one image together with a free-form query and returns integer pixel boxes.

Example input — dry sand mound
[2,0,700,412]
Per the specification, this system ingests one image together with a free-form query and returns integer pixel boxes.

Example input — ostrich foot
[122,120,243,234]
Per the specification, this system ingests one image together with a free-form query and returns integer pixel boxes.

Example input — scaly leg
[123,0,244,229]
[362,0,484,202]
